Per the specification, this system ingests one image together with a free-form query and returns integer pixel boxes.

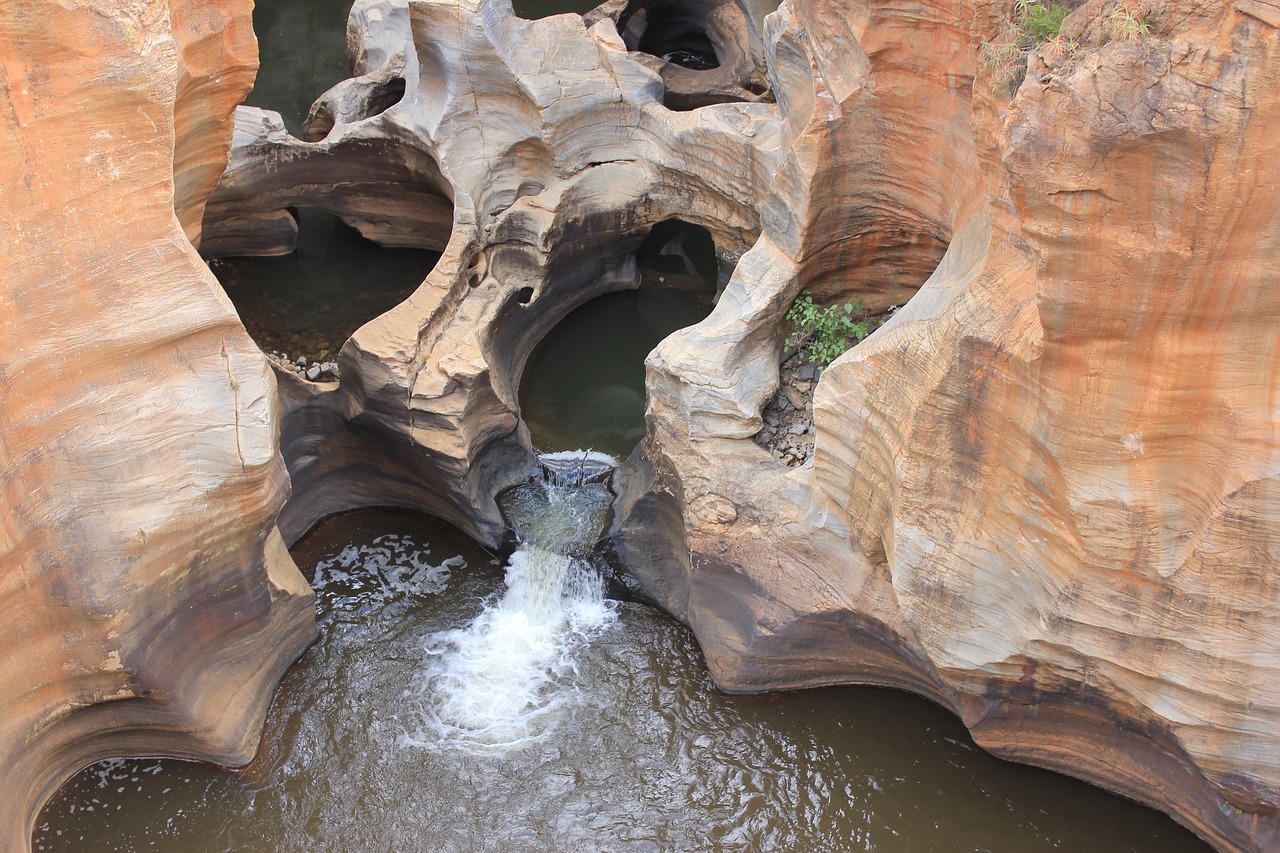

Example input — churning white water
[407,452,619,750]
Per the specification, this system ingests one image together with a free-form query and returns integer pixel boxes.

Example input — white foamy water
[407,458,618,751]
[313,534,463,614]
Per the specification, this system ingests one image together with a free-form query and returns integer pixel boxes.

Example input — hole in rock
[209,208,439,367]
[364,76,406,117]
[518,220,721,459]
[635,218,718,283]
[512,0,600,19]
[244,0,355,137]
[516,286,536,304]
[305,75,409,141]
[519,288,713,460]
[619,0,720,69]
[616,0,777,111]
[33,509,1212,852]
[754,292,895,468]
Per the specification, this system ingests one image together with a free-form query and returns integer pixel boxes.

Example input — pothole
[614,0,776,111]
[516,219,721,459]
[209,208,440,377]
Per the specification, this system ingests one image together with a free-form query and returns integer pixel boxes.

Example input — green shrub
[981,1,1077,94]
[785,290,869,369]
[1024,2,1071,42]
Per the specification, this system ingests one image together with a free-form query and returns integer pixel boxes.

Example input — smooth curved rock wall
[205,0,775,549]
[0,1,316,849]
[813,3,1280,848]
[202,0,1280,848]
[8,0,1278,851]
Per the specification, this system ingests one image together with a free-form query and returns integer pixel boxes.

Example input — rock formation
[0,1,316,850]
[3,0,1278,851]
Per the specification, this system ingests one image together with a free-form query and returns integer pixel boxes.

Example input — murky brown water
[210,209,439,362]
[35,511,1211,852]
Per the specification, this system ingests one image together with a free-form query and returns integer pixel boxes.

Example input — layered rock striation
[0,1,316,849]
[5,0,1279,851]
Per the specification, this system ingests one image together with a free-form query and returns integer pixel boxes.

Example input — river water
[32,2,1215,849]
[35,500,1210,852]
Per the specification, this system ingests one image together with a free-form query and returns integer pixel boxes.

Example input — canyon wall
[3,0,1278,851]
[812,4,1280,850]
[636,0,1280,849]
[0,1,316,849]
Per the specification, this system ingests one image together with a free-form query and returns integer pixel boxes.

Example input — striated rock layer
[197,0,1274,849]
[816,2,1280,849]
[4,0,1279,850]
[0,1,316,850]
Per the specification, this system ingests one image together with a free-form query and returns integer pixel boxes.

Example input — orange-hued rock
[819,1,1280,846]
[0,1,315,850]
[171,0,260,245]
[633,1,1280,851]
[196,0,1276,847]
[8,0,1276,850]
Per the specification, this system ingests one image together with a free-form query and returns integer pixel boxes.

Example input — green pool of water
[210,209,438,362]
[519,282,714,459]
[244,0,353,136]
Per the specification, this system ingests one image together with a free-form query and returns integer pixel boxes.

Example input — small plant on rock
[1041,32,1078,62]
[981,0,1077,93]
[1107,5,1150,41]
[785,290,869,370]
[1023,1,1072,41]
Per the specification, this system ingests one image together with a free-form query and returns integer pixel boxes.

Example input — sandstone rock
[629,1,1280,851]
[821,4,1280,847]
[7,0,1280,851]
[0,1,315,849]
[206,1,1278,845]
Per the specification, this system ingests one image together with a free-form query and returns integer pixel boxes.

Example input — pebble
[265,349,340,382]
[781,385,805,409]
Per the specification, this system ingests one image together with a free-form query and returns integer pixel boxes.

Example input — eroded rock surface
[6,0,1279,851]
[0,1,316,849]
[814,4,1280,848]
[204,0,1276,849]
[195,0,1279,848]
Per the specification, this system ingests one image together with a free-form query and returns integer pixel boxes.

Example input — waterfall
[407,451,619,750]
